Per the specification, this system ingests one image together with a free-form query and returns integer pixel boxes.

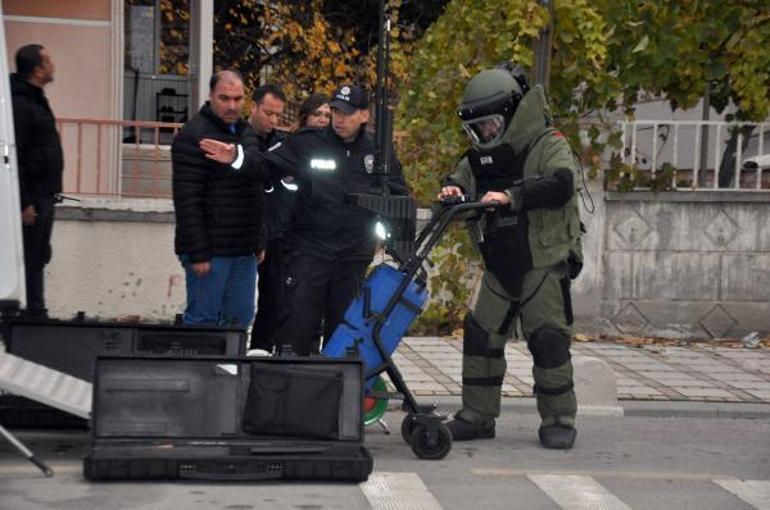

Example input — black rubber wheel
[401,414,417,444]
[409,423,452,460]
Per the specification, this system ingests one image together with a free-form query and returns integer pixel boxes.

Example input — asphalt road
[1,407,768,510]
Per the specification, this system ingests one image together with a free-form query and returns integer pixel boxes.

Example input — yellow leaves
[334,62,348,77]
[231,0,384,98]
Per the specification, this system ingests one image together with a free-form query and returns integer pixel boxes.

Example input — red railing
[56,118,183,198]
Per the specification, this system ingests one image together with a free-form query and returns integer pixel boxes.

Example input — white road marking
[528,474,632,510]
[361,472,443,510]
[475,467,723,481]
[713,479,770,510]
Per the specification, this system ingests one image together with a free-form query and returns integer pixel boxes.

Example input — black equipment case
[83,356,372,482]
[0,317,246,428]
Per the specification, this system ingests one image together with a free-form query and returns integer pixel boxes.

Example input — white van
[0,4,27,313]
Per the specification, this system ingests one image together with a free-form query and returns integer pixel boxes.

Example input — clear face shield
[461,114,506,148]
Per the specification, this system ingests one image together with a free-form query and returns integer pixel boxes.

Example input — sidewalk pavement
[389,337,770,404]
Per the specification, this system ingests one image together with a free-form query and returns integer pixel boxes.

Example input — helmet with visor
[457,67,528,149]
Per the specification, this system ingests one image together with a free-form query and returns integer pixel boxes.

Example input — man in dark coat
[11,44,62,318]
[172,70,268,329]
[247,83,292,352]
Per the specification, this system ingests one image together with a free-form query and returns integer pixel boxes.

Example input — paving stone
[727,382,770,390]
[682,365,732,373]
[744,389,770,400]
[433,360,462,366]
[637,371,698,380]
[618,384,658,390]
[399,369,428,377]
[613,361,659,369]
[601,352,652,359]
[628,393,665,399]
[710,372,765,382]
[407,382,446,391]
[404,374,435,382]
[704,367,755,374]
[673,387,736,398]
[661,379,721,387]
[635,363,679,371]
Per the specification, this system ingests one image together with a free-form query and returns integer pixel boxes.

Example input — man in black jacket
[172,70,268,329]
[201,85,408,355]
[11,44,62,318]
[247,84,292,352]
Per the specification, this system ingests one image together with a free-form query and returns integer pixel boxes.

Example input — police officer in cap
[273,84,408,355]
[437,65,583,449]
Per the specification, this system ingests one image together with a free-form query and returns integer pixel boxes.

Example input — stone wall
[588,189,770,338]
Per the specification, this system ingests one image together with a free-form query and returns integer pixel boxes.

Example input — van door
[0,6,27,311]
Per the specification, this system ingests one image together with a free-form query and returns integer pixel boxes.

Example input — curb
[390,396,770,420]
[618,400,770,419]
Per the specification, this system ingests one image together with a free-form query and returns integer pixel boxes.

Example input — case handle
[178,466,283,481]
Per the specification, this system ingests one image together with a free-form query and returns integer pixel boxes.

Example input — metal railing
[622,120,769,190]
[56,118,182,198]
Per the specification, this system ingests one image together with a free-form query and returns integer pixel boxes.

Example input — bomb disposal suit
[441,68,583,449]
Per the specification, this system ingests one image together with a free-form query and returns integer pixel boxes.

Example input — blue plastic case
[323,264,428,389]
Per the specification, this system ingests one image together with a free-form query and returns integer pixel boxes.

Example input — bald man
[172,70,269,328]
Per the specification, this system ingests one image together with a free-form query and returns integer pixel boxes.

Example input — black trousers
[274,252,370,356]
[251,239,286,351]
[22,195,55,314]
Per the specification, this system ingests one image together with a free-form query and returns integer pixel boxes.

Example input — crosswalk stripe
[361,472,443,510]
[474,467,725,481]
[528,474,632,510]
[713,479,770,510]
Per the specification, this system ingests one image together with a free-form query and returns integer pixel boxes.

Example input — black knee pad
[527,327,571,369]
[463,313,490,357]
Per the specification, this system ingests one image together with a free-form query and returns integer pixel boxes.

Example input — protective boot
[446,414,495,441]
[538,424,576,450]
[527,326,577,450]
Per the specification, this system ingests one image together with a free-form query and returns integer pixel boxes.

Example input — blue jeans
[180,255,257,329]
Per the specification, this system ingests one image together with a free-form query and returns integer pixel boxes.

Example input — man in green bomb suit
[438,64,584,449]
